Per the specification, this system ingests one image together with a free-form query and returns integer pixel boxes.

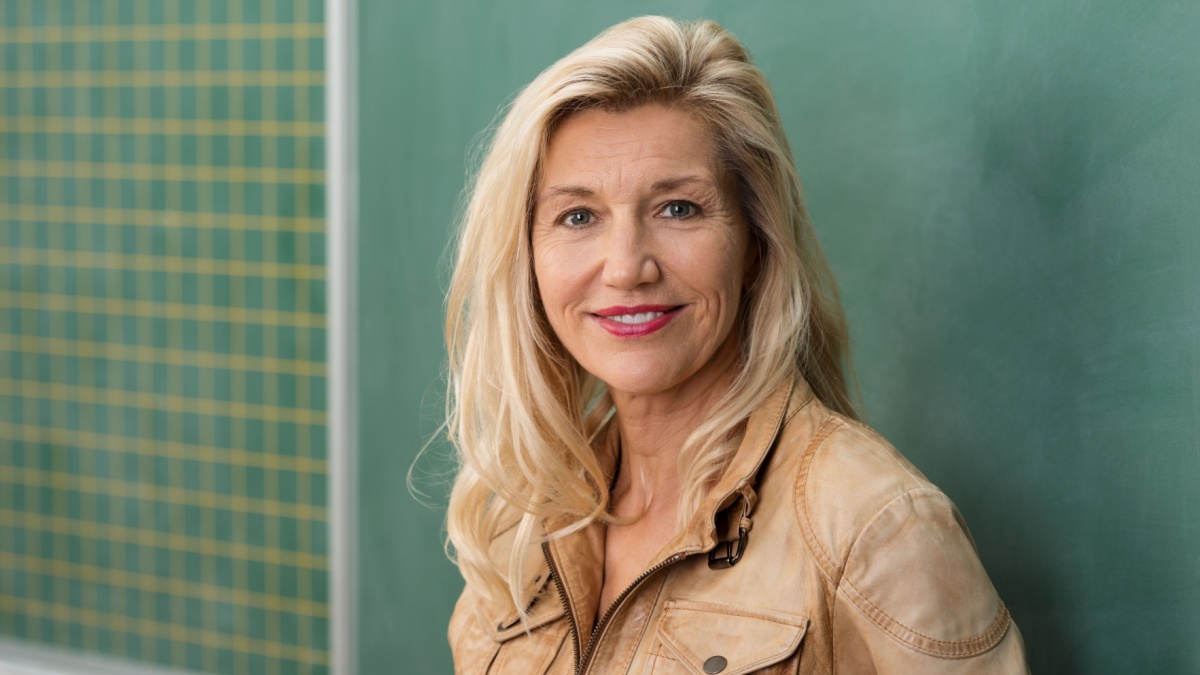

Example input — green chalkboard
[358,1,1200,673]
[0,1,329,673]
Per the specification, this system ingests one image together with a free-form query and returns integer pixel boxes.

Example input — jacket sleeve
[831,488,1030,674]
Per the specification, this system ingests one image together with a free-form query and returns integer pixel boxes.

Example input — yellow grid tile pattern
[0,1,328,673]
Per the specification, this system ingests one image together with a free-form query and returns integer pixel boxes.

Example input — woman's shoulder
[781,399,938,534]
[776,396,982,577]
[775,397,1016,661]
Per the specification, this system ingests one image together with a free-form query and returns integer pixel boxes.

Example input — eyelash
[555,201,702,228]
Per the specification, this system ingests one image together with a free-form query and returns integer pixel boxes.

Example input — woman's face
[531,104,751,401]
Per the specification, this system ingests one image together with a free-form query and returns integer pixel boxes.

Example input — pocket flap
[656,600,808,675]
[492,588,566,642]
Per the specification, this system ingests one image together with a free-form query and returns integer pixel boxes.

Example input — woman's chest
[469,547,831,675]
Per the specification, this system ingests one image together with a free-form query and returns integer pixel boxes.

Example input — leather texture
[449,375,1030,674]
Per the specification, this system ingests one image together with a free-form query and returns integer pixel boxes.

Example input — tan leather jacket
[449,376,1029,674]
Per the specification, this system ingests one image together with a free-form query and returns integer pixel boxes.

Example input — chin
[593,361,691,399]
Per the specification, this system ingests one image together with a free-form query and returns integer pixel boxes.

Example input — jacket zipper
[542,542,582,670]
[544,541,688,675]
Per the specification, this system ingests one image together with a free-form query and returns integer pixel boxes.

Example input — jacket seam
[793,416,846,585]
[798,418,934,580]
[781,381,814,426]
[657,611,808,675]
[835,488,1011,658]
[839,584,1012,658]
[662,603,806,626]
[838,487,931,576]
[614,573,668,674]
[829,486,928,673]
[791,414,844,675]
[666,606,803,626]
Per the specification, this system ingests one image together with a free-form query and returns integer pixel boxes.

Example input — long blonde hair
[444,16,857,615]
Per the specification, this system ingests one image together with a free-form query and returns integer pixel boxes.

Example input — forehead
[540,105,721,189]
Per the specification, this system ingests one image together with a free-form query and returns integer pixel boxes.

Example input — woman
[445,16,1029,674]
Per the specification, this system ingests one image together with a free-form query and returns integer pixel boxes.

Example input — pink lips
[591,304,681,338]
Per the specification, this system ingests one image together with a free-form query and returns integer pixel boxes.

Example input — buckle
[708,526,749,569]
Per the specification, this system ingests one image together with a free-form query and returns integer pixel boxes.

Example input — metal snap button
[703,655,728,673]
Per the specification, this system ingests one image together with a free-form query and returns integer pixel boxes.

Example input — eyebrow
[538,185,594,202]
[651,175,713,191]
[537,175,715,203]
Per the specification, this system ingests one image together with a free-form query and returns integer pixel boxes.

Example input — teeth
[609,311,665,324]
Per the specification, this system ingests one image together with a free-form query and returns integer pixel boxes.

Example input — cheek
[533,240,586,328]
[722,226,751,297]
[689,235,748,309]
[690,247,748,344]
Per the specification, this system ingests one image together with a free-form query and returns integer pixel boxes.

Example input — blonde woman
[444,16,1029,674]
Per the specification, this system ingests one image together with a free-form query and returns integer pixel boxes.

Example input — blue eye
[562,210,593,227]
[662,201,696,218]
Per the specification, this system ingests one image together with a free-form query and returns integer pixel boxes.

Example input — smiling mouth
[606,310,668,325]
[591,305,683,337]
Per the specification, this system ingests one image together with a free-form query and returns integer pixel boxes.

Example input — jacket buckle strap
[707,525,749,569]
[708,493,753,569]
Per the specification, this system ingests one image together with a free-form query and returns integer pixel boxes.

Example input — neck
[608,342,742,518]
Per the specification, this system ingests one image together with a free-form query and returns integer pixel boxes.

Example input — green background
[359,0,1199,673]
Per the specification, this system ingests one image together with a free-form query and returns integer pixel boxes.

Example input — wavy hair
[444,16,857,616]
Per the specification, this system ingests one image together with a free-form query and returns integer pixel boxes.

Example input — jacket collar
[529,373,810,641]
[664,372,807,558]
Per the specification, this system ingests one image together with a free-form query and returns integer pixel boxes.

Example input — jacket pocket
[648,599,808,675]
[487,620,568,675]
[486,592,569,675]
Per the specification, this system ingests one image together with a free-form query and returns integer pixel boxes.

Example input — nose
[600,213,660,289]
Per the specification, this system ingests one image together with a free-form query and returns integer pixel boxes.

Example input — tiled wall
[0,2,329,673]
